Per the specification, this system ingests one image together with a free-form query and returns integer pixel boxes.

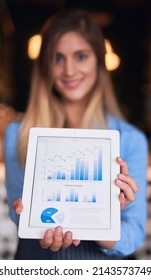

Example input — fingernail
[116,179,123,185]
[119,174,126,179]
[47,230,52,238]
[56,227,62,236]
[66,232,72,240]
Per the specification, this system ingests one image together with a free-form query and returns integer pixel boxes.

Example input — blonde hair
[18,10,123,165]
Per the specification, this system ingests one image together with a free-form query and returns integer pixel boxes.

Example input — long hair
[18,9,123,165]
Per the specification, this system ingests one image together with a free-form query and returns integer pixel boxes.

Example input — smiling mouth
[62,79,82,89]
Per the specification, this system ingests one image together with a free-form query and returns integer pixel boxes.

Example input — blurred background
[0,0,151,259]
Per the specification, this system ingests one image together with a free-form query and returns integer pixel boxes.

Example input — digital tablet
[18,128,120,240]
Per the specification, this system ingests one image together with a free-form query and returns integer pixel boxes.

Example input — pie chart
[41,207,58,223]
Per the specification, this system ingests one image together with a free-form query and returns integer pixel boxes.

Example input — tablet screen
[29,136,111,230]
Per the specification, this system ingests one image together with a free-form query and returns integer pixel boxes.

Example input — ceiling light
[105,39,121,71]
[27,34,42,60]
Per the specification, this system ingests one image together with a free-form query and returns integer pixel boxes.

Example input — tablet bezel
[18,128,120,241]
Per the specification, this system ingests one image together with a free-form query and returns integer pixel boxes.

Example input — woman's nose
[64,59,76,76]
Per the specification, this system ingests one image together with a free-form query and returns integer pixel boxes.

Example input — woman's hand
[13,198,23,214]
[115,157,138,210]
[40,227,80,251]
[13,198,80,251]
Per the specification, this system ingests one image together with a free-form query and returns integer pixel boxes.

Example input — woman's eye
[76,53,87,61]
[55,54,64,63]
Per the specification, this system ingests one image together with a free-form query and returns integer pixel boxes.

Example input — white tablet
[18,128,120,241]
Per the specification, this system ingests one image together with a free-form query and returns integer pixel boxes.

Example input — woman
[4,9,148,259]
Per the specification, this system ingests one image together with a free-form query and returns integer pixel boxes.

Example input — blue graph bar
[57,170,61,179]
[61,172,66,180]
[52,193,55,201]
[80,161,84,180]
[92,193,96,203]
[75,159,80,180]
[75,193,78,202]
[93,160,97,180]
[84,163,88,180]
[70,169,74,180]
[56,192,61,201]
[70,189,74,202]
[53,172,56,180]
[65,195,70,202]
[98,149,102,180]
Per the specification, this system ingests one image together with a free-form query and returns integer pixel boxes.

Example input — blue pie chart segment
[41,208,58,223]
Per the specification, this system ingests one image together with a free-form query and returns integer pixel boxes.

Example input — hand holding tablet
[18,128,120,240]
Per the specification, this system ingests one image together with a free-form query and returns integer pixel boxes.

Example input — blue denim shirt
[4,116,148,256]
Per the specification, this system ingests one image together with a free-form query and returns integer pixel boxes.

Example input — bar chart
[43,188,97,203]
[46,148,102,182]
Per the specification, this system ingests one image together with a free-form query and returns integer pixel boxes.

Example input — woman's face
[53,32,98,103]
